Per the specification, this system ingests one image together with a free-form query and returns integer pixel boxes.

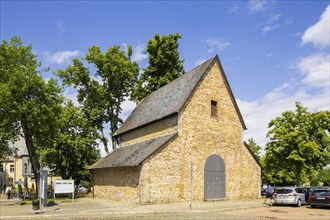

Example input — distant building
[90,56,261,204]
[0,136,61,191]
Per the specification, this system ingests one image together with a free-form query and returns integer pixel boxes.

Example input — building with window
[90,56,261,204]
[0,136,61,191]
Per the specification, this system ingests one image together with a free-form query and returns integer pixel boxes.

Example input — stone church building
[89,55,261,204]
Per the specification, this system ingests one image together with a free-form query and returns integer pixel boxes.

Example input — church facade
[90,56,261,204]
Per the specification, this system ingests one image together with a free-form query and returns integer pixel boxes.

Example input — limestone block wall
[176,61,260,201]
[93,166,141,202]
[118,115,177,146]
[92,61,260,204]
[139,138,186,204]
[138,62,260,203]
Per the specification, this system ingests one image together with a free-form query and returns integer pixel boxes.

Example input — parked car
[76,186,89,194]
[308,188,330,208]
[261,188,267,196]
[303,186,318,195]
[273,187,309,207]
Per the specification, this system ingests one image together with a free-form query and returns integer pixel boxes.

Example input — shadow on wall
[94,165,141,187]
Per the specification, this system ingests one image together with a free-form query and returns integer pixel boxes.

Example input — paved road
[1,194,329,219]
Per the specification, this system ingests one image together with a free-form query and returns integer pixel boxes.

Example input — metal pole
[190,161,192,210]
[39,156,42,215]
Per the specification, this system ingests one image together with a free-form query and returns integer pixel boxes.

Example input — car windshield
[275,188,293,194]
[312,190,330,196]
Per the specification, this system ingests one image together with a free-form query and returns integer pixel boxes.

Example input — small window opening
[211,100,218,117]
[24,163,28,174]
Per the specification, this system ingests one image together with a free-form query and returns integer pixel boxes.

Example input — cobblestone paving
[223,205,330,220]
[1,194,329,220]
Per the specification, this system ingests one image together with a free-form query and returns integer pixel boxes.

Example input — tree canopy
[263,102,330,186]
[0,36,63,194]
[246,138,262,161]
[58,45,139,153]
[130,33,185,102]
[41,101,100,185]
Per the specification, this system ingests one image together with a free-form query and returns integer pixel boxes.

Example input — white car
[76,186,89,194]
[273,187,309,207]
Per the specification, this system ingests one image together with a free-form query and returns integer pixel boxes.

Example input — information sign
[54,180,74,194]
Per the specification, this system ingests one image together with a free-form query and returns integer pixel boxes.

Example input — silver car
[273,187,309,207]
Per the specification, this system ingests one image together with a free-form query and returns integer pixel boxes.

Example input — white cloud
[247,0,276,13]
[132,44,148,62]
[44,50,82,65]
[301,5,330,48]
[63,88,79,106]
[260,13,281,34]
[203,38,230,54]
[296,53,330,88]
[194,57,207,66]
[239,86,329,152]
[261,24,279,34]
[269,13,281,22]
[285,17,295,25]
[254,13,281,35]
[238,53,330,152]
[119,98,137,121]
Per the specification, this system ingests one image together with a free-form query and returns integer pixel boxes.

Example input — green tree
[58,45,139,153]
[264,102,330,186]
[247,138,262,161]
[316,167,330,186]
[0,36,63,195]
[0,129,13,160]
[42,101,100,185]
[310,167,330,186]
[131,33,185,102]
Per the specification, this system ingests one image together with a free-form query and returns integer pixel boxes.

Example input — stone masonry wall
[119,115,177,147]
[93,61,260,203]
[93,166,141,202]
[140,61,260,203]
[177,61,261,200]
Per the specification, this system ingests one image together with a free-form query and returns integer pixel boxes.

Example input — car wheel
[311,205,316,208]
[296,199,301,207]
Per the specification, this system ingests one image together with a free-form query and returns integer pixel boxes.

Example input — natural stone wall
[118,115,177,147]
[139,138,186,204]
[93,61,260,204]
[93,166,141,202]
[139,62,260,203]
[177,61,260,200]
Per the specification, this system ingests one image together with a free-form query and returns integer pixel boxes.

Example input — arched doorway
[204,154,225,199]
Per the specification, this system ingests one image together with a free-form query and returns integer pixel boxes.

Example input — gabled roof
[89,132,177,169]
[114,55,246,137]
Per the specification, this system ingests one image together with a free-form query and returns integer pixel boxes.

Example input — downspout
[14,158,16,185]
[92,170,94,198]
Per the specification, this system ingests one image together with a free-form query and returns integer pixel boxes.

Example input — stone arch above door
[204,154,226,200]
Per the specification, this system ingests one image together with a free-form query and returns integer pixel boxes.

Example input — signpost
[54,180,74,202]
[0,172,2,193]
[41,170,48,207]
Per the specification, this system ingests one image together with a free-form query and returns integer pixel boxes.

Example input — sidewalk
[0,194,266,219]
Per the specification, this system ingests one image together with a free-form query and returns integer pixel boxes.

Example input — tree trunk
[295,165,301,186]
[100,128,109,154]
[21,122,40,197]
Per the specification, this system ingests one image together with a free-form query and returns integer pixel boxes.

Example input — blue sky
[1,1,329,155]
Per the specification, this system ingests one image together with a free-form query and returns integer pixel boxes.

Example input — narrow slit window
[24,163,28,174]
[211,100,218,117]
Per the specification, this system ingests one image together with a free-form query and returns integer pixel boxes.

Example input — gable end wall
[140,62,260,203]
